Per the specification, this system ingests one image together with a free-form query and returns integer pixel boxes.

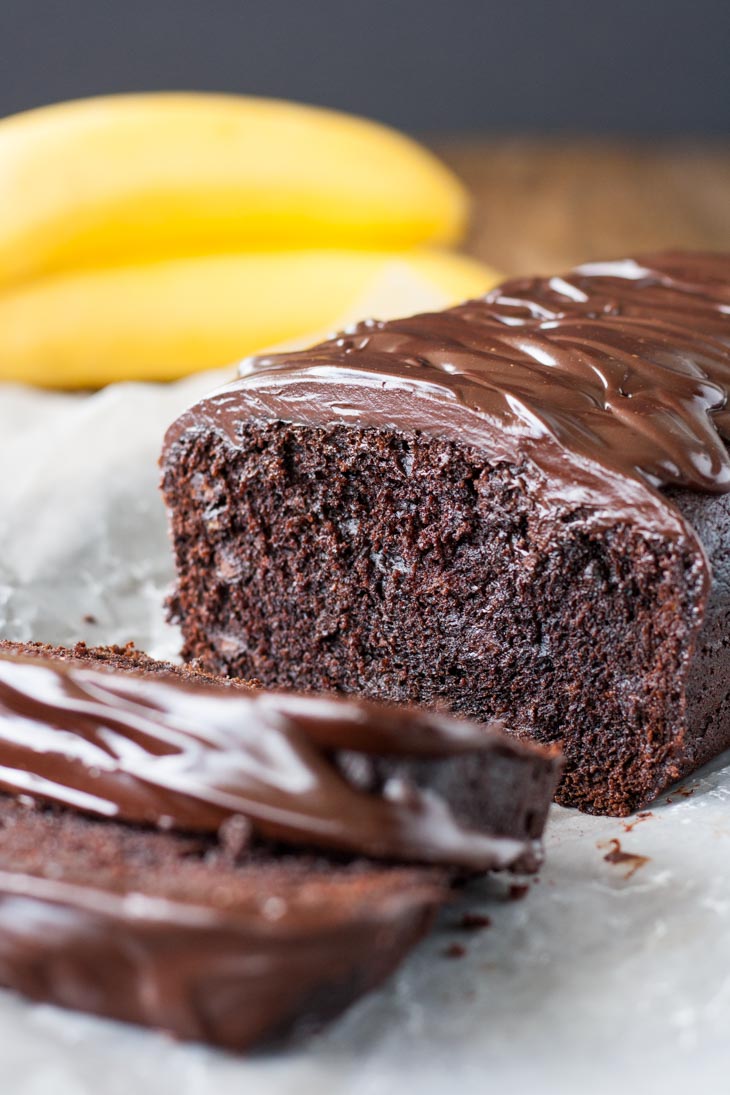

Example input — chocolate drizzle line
[164,250,730,552]
[0,651,539,871]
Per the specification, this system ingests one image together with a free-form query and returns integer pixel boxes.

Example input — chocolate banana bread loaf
[0,641,559,1047]
[161,251,730,817]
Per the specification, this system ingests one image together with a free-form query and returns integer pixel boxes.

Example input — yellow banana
[0,250,499,388]
[0,93,467,288]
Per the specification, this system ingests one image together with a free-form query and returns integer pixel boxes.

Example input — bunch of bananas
[0,93,499,387]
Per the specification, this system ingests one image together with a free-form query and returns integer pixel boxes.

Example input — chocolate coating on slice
[164,251,730,553]
[0,647,559,871]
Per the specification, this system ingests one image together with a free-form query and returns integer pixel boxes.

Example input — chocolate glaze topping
[164,251,730,554]
[0,651,543,871]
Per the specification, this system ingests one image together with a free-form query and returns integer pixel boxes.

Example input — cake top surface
[0,644,556,871]
[165,250,730,541]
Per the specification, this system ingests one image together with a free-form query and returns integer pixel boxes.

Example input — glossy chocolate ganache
[0,649,560,871]
[165,251,730,552]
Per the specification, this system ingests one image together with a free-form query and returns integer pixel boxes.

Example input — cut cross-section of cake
[161,251,730,817]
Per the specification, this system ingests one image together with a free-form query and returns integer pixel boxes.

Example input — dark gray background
[0,0,728,134]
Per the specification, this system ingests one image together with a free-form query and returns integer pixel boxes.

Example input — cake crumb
[82,614,98,625]
[507,883,530,901]
[459,912,492,931]
[443,942,466,959]
[666,785,695,803]
[623,810,653,833]
[600,838,650,879]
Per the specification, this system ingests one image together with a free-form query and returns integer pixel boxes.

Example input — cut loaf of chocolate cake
[0,642,559,1047]
[162,251,730,817]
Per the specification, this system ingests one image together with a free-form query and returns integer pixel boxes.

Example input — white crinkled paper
[1,367,730,1095]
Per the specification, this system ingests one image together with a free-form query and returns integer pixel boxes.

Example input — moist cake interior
[164,421,706,816]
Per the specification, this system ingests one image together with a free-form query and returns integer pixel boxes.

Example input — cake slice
[161,250,730,817]
[0,793,443,1050]
[0,640,559,1048]
[0,641,560,871]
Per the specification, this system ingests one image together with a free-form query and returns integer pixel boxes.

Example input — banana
[0,93,467,289]
[0,250,499,388]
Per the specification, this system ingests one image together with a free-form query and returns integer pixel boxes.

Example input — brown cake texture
[161,251,730,817]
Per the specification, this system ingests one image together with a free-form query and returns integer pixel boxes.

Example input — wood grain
[436,138,730,275]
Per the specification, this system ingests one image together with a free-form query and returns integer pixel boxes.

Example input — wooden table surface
[436,138,730,276]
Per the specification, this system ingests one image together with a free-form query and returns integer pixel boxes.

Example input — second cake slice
[0,640,559,1048]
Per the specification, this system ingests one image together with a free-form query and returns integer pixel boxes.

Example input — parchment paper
[2,360,730,1095]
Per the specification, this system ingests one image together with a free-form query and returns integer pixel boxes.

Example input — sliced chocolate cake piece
[0,795,443,1050]
[0,642,559,1047]
[0,642,560,871]
[161,251,730,817]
